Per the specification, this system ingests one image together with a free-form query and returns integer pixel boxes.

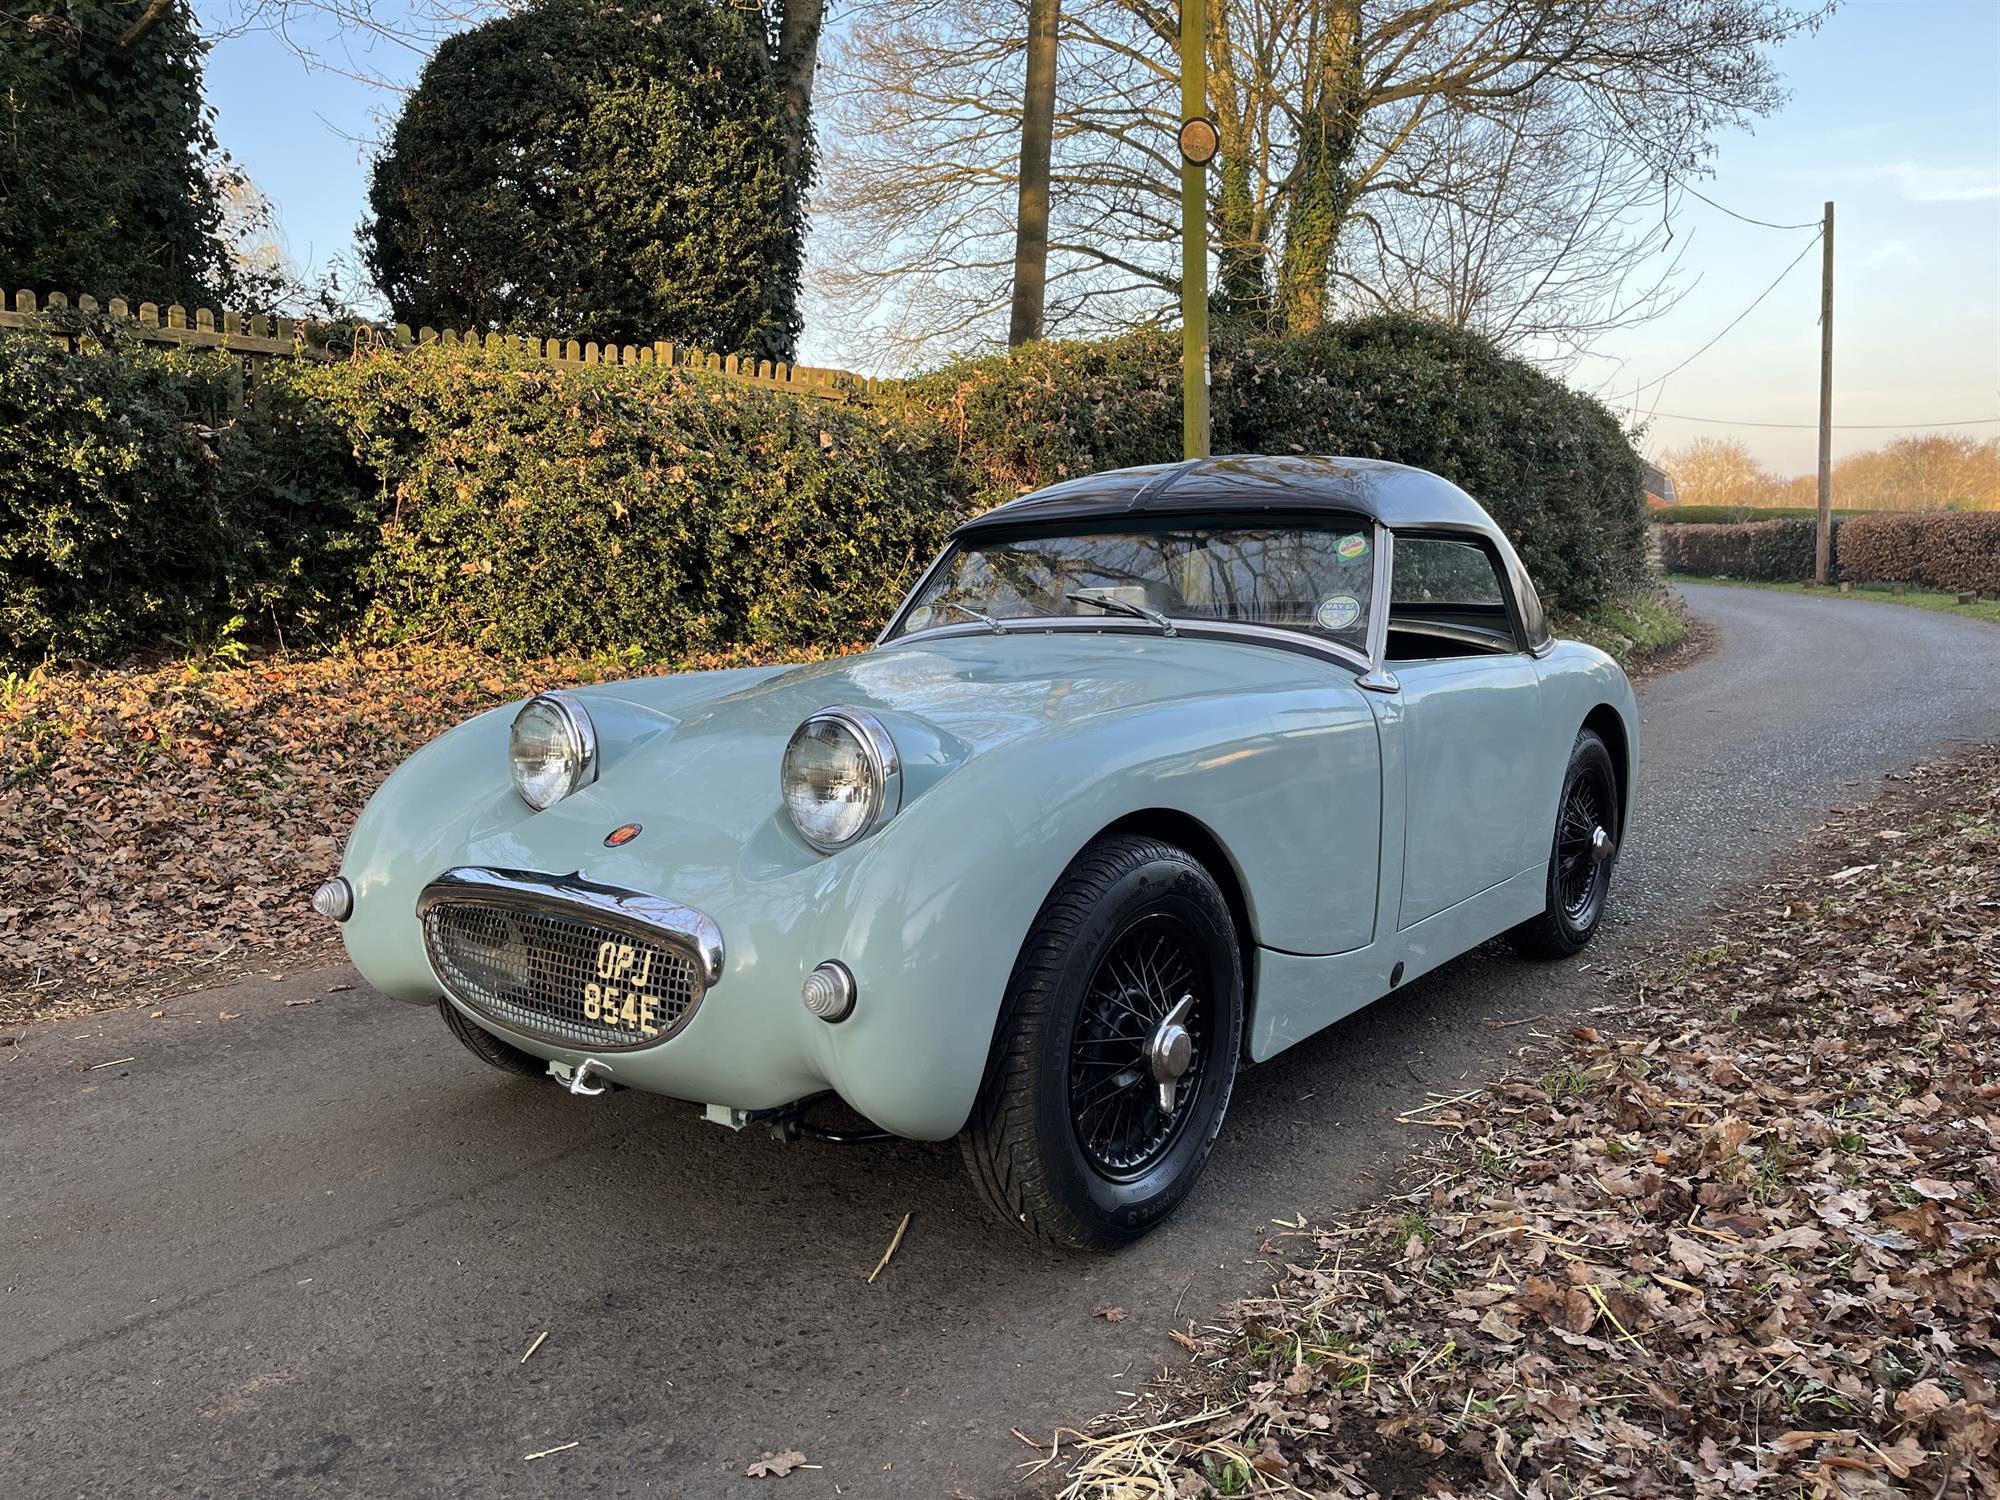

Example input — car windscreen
[889,519,1378,653]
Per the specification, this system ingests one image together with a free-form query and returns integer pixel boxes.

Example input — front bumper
[418,867,725,1053]
[409,865,840,1117]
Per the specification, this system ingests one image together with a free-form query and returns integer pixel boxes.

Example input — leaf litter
[1053,745,2000,1499]
[0,642,840,1025]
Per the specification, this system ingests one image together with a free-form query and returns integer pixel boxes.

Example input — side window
[1392,537,1506,605]
[1386,536,1520,660]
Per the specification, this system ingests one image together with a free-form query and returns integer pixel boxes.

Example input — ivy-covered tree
[0,0,235,307]
[365,0,807,361]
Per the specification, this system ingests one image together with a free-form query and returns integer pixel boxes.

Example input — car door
[1383,533,1545,929]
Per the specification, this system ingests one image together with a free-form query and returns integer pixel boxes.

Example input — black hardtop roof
[952,454,1498,538]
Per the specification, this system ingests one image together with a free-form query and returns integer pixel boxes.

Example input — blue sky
[198,0,2000,475]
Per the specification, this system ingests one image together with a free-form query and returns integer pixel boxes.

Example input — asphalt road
[6,584,1999,1499]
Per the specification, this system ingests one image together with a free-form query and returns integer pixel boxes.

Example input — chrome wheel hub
[1589,825,1615,866]
[1147,994,1196,1113]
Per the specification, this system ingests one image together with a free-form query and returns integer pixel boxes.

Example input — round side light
[801,961,856,1023]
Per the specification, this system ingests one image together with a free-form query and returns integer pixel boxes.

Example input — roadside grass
[1675,574,2000,627]
[1552,587,1692,673]
[1049,745,2000,1500]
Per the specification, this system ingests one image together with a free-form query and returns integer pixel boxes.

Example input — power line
[1676,179,1821,232]
[1611,230,1824,407]
[1649,411,2000,431]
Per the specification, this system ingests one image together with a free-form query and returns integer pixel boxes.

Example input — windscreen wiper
[1067,590,1177,636]
[939,601,1011,634]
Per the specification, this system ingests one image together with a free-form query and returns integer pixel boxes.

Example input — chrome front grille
[423,899,705,1051]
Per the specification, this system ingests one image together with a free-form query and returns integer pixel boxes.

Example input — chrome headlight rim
[510,689,600,812]
[782,705,903,854]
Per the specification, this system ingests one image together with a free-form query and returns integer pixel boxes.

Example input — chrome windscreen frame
[416,866,726,988]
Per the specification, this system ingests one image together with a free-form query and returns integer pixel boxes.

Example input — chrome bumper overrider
[416,867,726,1052]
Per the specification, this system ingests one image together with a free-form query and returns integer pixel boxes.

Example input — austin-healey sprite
[315,455,1637,1248]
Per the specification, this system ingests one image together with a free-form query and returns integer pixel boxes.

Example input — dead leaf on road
[1091,1306,1128,1322]
[745,1449,809,1478]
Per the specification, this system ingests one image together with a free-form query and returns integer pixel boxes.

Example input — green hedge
[300,347,967,659]
[0,334,370,663]
[1651,503,1866,525]
[896,315,1648,614]
[1657,517,1845,582]
[3,313,1652,665]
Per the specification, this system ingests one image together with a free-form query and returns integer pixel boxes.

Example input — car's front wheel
[438,999,548,1078]
[1510,727,1620,959]
[960,835,1244,1250]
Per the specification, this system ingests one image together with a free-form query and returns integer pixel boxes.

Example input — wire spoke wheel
[1554,763,1614,926]
[1065,914,1208,1182]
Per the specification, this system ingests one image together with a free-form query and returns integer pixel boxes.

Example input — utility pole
[1179,0,1210,459]
[1815,200,1834,584]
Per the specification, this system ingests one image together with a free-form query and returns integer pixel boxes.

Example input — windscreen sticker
[905,605,934,630]
[1315,594,1362,632]
[1335,532,1370,562]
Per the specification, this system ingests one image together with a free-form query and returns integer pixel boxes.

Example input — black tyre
[1510,728,1620,959]
[960,835,1244,1250]
[438,999,548,1078]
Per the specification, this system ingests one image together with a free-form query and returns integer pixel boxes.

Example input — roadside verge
[1048,744,2000,1499]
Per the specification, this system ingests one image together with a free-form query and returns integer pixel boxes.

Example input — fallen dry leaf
[744,1449,808,1478]
[1091,1306,1128,1323]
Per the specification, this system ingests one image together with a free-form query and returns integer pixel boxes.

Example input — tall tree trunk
[1277,0,1363,336]
[1008,0,1059,347]
[1207,0,1267,321]
[776,0,826,204]
[1215,148,1265,317]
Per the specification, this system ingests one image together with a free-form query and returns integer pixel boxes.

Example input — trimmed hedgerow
[1650,504,1867,525]
[299,345,968,659]
[4,312,1655,664]
[896,315,1649,614]
[1232,318,1648,613]
[0,334,371,665]
[1836,512,2000,596]
[1656,518,1845,582]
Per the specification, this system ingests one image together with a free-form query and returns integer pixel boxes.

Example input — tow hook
[548,1058,611,1096]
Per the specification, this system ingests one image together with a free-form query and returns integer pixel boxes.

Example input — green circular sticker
[1336,533,1369,562]
[1315,594,1362,632]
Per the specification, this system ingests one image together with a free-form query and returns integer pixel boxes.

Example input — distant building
[1642,461,1679,507]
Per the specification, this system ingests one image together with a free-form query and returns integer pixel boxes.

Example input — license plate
[583,940,666,1039]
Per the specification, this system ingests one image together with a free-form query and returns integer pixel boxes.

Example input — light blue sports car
[315,455,1637,1248]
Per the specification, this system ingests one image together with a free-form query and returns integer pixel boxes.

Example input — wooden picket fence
[0,287,881,403]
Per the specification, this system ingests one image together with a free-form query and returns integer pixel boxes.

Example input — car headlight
[510,691,598,811]
[781,707,902,852]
